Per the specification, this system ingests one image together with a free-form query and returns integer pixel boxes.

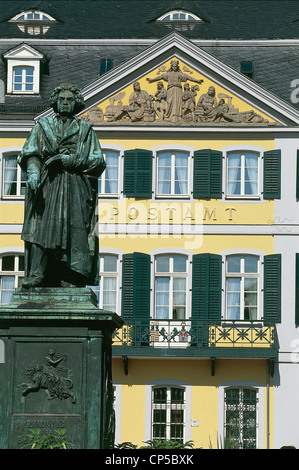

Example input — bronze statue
[18,84,106,288]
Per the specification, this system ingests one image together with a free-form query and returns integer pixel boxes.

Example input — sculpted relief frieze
[81,59,278,126]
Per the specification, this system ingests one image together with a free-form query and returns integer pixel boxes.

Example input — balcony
[112,318,277,360]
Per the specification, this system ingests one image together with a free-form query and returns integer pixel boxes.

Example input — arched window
[0,254,24,305]
[226,255,259,321]
[224,387,258,449]
[152,386,185,442]
[158,11,201,22]
[156,150,189,197]
[2,152,26,198]
[226,151,260,197]
[90,254,119,312]
[98,150,120,195]
[9,10,55,35]
[155,254,188,320]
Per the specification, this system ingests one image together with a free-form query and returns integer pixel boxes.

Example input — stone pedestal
[0,288,123,449]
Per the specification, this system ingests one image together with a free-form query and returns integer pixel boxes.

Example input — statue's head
[50,83,85,116]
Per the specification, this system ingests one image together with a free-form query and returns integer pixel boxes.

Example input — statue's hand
[27,173,39,190]
[60,154,74,169]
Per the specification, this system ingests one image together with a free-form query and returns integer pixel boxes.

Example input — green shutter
[121,252,151,319]
[123,149,152,197]
[263,254,281,324]
[192,253,222,323]
[193,150,222,199]
[296,254,299,326]
[263,150,281,199]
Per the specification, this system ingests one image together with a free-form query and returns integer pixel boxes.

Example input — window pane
[171,387,184,403]
[2,256,14,271]
[154,387,167,403]
[0,276,15,305]
[244,257,258,273]
[173,256,186,272]
[158,152,172,166]
[156,256,170,272]
[227,257,241,273]
[158,181,171,194]
[103,255,117,272]
[19,256,25,271]
[175,153,188,167]
[244,278,258,291]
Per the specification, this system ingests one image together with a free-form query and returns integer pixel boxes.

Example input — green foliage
[115,441,138,449]
[209,434,233,449]
[139,439,194,449]
[22,428,75,449]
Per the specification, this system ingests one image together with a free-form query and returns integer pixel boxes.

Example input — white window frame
[1,147,25,200]
[221,249,264,324]
[225,254,260,322]
[222,145,266,201]
[226,151,260,198]
[151,385,186,442]
[93,254,120,313]
[145,380,191,444]
[218,381,264,450]
[4,44,43,95]
[158,10,201,21]
[0,250,24,306]
[224,386,258,449]
[9,10,55,35]
[10,10,55,21]
[154,253,188,321]
[12,66,34,93]
[98,144,124,198]
[152,145,194,200]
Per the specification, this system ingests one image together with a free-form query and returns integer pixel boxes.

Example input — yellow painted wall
[112,357,272,449]
[100,234,274,255]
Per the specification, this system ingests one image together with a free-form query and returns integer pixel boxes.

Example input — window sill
[1,196,25,201]
[155,195,190,200]
[225,195,261,201]
[221,320,263,328]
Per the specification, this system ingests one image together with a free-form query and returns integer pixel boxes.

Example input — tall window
[2,153,26,197]
[227,152,259,197]
[226,255,259,321]
[152,386,185,442]
[13,66,34,93]
[98,150,120,195]
[0,254,24,306]
[91,255,118,312]
[157,151,189,196]
[155,255,187,320]
[225,388,258,449]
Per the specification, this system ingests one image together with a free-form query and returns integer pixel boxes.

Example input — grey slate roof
[0,1,299,119]
[1,0,299,40]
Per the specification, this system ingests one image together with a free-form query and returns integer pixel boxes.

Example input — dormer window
[9,10,55,35]
[158,10,202,22]
[3,44,44,94]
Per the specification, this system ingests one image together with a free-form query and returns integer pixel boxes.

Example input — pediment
[39,32,299,127]
[80,56,278,127]
[3,43,44,60]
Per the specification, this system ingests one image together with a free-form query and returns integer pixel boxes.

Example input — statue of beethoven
[18,84,106,288]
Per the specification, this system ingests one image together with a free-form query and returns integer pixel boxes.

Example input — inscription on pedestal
[11,415,83,449]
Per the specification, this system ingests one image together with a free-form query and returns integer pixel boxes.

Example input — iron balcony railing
[112,318,277,354]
